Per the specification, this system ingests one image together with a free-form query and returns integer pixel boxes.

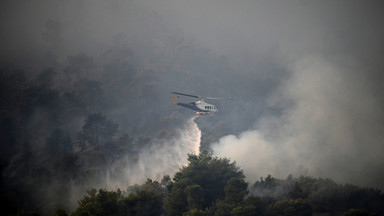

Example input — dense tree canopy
[166,152,247,215]
[72,180,165,216]
[67,153,384,216]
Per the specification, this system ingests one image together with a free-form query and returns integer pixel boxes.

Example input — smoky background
[1,0,384,214]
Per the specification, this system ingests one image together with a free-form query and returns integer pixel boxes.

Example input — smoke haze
[213,55,384,188]
[107,118,201,189]
[1,0,384,214]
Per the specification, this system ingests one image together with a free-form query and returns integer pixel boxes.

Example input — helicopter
[171,91,231,121]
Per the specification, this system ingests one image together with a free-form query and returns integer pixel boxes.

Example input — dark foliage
[166,152,246,215]
[71,179,165,216]
[250,175,384,215]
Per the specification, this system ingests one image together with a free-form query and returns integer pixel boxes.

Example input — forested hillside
[2,1,384,216]
[0,3,276,215]
[68,153,384,216]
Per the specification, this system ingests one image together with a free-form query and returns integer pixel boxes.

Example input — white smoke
[212,55,384,189]
[106,117,201,189]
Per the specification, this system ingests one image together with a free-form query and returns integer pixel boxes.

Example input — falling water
[180,117,202,156]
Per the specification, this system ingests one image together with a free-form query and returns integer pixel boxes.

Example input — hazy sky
[1,0,384,189]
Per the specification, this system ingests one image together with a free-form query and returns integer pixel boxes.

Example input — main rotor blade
[171,92,200,99]
[204,97,233,100]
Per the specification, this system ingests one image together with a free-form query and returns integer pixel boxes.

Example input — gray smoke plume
[212,54,384,189]
[1,2,384,214]
[106,117,201,189]
[59,118,201,211]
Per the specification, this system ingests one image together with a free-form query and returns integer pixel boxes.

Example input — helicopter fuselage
[171,96,218,115]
